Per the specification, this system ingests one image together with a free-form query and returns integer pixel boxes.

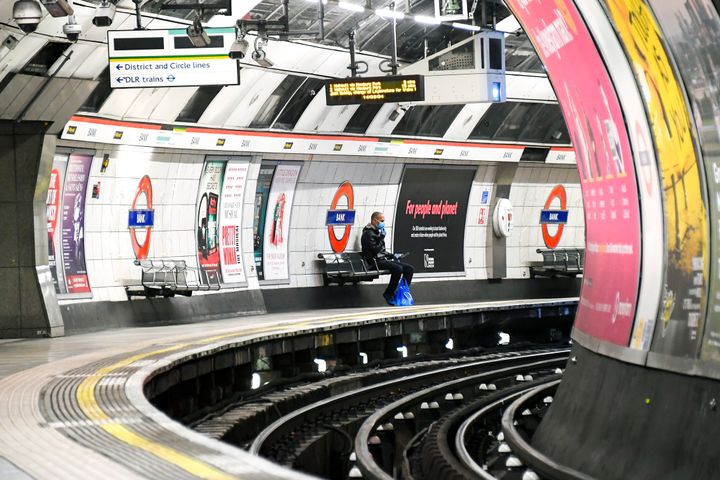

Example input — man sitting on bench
[361,211,414,305]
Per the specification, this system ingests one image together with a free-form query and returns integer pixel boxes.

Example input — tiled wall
[57,141,585,304]
[82,145,206,302]
[507,165,585,278]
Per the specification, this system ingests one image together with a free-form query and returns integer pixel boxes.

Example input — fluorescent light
[414,15,440,25]
[338,1,364,12]
[496,15,521,33]
[250,373,261,389]
[452,22,481,31]
[376,8,404,20]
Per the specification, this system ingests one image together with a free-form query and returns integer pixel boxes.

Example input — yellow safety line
[73,302,533,477]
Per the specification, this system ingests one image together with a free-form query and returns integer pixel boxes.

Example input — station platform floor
[0,298,576,479]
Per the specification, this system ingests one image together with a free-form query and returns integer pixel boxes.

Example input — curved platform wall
[502,0,720,477]
[49,138,583,330]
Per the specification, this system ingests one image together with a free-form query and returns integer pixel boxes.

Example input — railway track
[243,348,569,479]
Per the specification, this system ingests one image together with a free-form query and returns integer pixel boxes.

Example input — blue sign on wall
[540,210,569,224]
[326,209,356,226]
[128,209,155,228]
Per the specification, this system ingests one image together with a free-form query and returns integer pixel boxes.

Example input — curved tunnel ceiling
[0,0,569,149]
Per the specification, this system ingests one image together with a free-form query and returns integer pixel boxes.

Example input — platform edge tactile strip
[0,300,577,480]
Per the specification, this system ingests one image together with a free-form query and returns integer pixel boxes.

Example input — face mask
[377,221,385,230]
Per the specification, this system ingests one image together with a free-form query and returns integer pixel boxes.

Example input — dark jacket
[361,223,389,262]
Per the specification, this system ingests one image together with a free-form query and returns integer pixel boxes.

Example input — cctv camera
[92,1,116,27]
[229,37,249,59]
[252,49,273,68]
[186,22,211,48]
[13,0,42,34]
[63,21,82,42]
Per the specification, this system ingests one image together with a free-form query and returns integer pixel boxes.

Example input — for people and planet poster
[394,166,475,274]
[46,151,93,297]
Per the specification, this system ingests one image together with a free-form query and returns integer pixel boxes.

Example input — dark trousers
[377,258,414,296]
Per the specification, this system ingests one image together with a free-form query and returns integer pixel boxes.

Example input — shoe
[383,292,395,306]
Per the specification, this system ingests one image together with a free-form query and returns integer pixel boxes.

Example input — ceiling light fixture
[338,1,364,12]
[414,15,440,25]
[451,22,481,31]
[375,8,404,20]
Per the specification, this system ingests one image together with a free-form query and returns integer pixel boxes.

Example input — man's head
[371,211,385,227]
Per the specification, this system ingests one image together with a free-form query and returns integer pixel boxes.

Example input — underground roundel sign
[327,181,356,253]
[540,184,569,249]
[129,175,154,259]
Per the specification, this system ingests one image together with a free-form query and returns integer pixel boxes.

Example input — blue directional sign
[540,210,568,224]
[128,209,155,228]
[326,209,356,226]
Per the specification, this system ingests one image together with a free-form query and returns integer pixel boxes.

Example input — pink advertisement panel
[506,0,641,345]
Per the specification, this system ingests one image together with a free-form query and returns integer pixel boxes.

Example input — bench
[126,258,221,298]
[317,252,391,286]
[529,248,584,278]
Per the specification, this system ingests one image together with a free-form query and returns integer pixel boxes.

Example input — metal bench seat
[529,248,584,278]
[317,252,391,286]
[127,258,220,298]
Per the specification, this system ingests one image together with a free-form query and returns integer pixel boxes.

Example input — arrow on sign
[116,64,123,70]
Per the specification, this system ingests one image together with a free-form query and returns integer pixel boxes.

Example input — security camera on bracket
[13,0,43,33]
[92,0,116,27]
[63,15,82,42]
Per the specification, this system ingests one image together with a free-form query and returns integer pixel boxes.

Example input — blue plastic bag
[393,278,414,306]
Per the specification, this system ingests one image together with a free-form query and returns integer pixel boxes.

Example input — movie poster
[253,163,276,281]
[219,159,250,285]
[604,0,709,358]
[394,166,475,274]
[60,153,93,294]
[196,160,226,285]
[648,0,720,362]
[262,163,301,282]
[505,0,642,346]
[47,155,67,295]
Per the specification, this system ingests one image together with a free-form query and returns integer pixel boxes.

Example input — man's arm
[361,229,383,257]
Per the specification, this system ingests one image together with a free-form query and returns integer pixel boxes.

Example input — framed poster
[261,163,302,283]
[394,166,475,275]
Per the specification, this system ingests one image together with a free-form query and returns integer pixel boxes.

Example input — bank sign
[107,28,239,89]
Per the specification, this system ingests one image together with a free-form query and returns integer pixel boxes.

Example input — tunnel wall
[46,136,583,331]
[504,0,720,477]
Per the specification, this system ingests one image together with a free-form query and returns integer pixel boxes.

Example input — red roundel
[328,182,354,253]
[130,175,153,260]
[542,184,567,249]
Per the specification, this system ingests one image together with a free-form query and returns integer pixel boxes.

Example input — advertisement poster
[219,159,250,284]
[394,166,475,274]
[196,160,226,285]
[262,163,301,282]
[648,0,720,362]
[60,153,93,294]
[253,164,276,281]
[604,0,709,358]
[47,155,67,295]
[505,0,642,345]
